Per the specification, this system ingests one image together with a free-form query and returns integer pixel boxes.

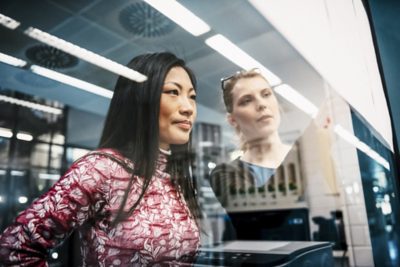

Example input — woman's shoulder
[74,148,133,170]
[210,158,249,177]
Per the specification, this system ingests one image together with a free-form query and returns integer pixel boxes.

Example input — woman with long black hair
[0,52,201,266]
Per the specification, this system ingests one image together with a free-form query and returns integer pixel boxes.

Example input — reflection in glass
[50,144,64,169]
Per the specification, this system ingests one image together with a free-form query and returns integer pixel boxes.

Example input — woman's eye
[239,98,252,106]
[190,94,197,100]
[263,91,272,97]
[164,89,179,96]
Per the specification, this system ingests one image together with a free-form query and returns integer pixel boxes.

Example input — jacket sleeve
[0,153,112,266]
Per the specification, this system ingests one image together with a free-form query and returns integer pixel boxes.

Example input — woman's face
[159,67,197,150]
[228,75,281,141]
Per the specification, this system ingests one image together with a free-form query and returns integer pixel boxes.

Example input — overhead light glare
[334,124,390,170]
[18,196,28,204]
[0,94,63,115]
[24,27,147,83]
[39,173,60,181]
[16,132,33,142]
[274,84,318,118]
[0,127,13,138]
[0,13,20,29]
[0,52,27,67]
[11,170,25,176]
[144,0,210,36]
[30,65,113,99]
[205,34,281,86]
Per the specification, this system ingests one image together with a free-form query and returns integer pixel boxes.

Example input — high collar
[157,148,170,172]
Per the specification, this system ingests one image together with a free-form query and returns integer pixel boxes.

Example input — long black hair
[98,52,201,225]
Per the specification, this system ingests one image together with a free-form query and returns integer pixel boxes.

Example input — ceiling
[0,0,325,124]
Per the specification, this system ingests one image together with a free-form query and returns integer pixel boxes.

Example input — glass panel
[50,144,64,169]
[31,168,60,195]
[30,143,50,168]
[351,111,400,266]
[66,147,91,165]
[0,170,7,230]
[12,140,33,169]
[0,137,10,165]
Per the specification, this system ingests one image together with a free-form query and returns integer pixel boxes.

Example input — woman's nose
[179,96,194,115]
[256,99,267,111]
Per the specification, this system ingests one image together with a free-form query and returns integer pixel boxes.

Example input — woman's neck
[241,133,290,168]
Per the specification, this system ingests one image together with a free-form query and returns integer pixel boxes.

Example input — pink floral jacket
[0,149,200,266]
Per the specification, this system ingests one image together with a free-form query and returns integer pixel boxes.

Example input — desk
[195,241,333,267]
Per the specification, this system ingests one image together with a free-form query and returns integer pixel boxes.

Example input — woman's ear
[227,113,237,128]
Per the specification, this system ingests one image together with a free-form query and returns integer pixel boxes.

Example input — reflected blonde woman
[211,69,291,206]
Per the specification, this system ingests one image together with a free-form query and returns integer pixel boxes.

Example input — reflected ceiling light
[24,27,147,83]
[274,84,318,118]
[144,0,210,36]
[0,127,13,138]
[0,170,6,175]
[11,170,25,176]
[0,52,27,67]
[205,34,281,86]
[39,173,60,181]
[334,124,390,170]
[16,132,33,142]
[18,196,28,204]
[0,195,4,203]
[0,13,20,29]
[199,141,214,147]
[51,252,59,260]
[0,94,63,115]
[30,65,113,99]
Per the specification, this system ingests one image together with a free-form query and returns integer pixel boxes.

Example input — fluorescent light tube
[16,132,33,142]
[11,170,25,176]
[0,13,20,29]
[39,173,60,181]
[144,0,210,36]
[0,127,13,138]
[205,34,281,86]
[274,84,318,118]
[24,27,147,83]
[30,65,113,99]
[0,52,27,67]
[334,124,390,170]
[0,94,63,115]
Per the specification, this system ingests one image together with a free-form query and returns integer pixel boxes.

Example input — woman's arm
[0,153,111,266]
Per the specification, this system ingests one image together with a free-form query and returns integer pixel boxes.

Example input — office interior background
[0,0,399,266]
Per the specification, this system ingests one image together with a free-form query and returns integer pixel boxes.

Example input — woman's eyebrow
[261,87,273,92]
[164,81,182,89]
[237,93,252,100]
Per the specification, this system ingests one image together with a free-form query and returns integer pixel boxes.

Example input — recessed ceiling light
[144,0,210,36]
[0,52,27,67]
[0,13,20,29]
[334,124,390,170]
[24,27,147,83]
[30,65,113,99]
[205,34,282,87]
[0,94,63,115]
[274,84,318,118]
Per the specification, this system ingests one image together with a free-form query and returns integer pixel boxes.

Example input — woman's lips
[257,115,273,122]
[173,120,192,130]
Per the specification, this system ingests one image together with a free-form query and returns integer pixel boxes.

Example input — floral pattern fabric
[0,149,200,266]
